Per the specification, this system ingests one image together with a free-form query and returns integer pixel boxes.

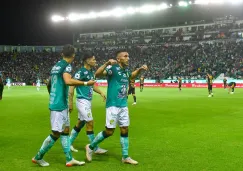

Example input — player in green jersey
[68,53,107,154]
[85,50,148,165]
[32,45,96,167]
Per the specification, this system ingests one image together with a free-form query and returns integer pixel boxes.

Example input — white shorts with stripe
[76,98,93,122]
[50,109,70,132]
[106,107,130,128]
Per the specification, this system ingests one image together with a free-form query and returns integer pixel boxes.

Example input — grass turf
[1,86,243,171]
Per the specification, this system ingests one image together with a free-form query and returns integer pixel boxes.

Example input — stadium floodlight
[97,10,111,17]
[230,0,243,4]
[195,0,209,4]
[178,1,188,6]
[87,12,97,19]
[51,15,65,22]
[139,4,158,13]
[126,7,137,15]
[189,1,192,4]
[170,4,173,7]
[111,7,126,17]
[68,13,82,21]
[157,3,169,10]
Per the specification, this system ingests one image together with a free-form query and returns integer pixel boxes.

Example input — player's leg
[119,107,138,165]
[208,86,211,97]
[32,111,62,167]
[132,89,136,105]
[211,85,213,96]
[61,110,85,166]
[0,83,4,100]
[70,119,86,152]
[85,107,118,161]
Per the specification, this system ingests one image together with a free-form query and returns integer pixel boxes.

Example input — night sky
[1,0,177,46]
[1,0,243,46]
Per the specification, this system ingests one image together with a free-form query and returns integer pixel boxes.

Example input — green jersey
[105,64,131,108]
[74,67,95,101]
[49,59,72,111]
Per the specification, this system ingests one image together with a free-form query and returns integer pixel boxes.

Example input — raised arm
[131,65,148,80]
[95,59,117,78]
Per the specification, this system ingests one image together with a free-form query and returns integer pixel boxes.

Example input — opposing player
[228,82,236,94]
[32,45,96,167]
[0,71,4,100]
[223,78,227,89]
[178,76,182,91]
[127,78,136,105]
[36,78,41,91]
[85,50,148,165]
[140,75,144,92]
[68,53,108,154]
[207,73,213,97]
[6,77,11,89]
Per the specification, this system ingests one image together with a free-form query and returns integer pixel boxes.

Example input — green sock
[87,131,98,151]
[120,135,129,159]
[35,135,57,160]
[89,131,105,150]
[61,134,72,162]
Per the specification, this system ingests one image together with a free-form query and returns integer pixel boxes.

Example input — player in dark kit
[228,82,236,94]
[223,78,227,89]
[178,76,182,91]
[140,76,144,92]
[128,79,136,105]
[207,73,214,97]
[0,71,4,100]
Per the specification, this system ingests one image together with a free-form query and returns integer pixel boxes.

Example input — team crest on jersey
[65,66,72,72]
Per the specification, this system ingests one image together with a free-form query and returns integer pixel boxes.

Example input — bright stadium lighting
[170,4,173,6]
[139,4,157,13]
[210,0,224,4]
[195,0,209,4]
[68,13,81,21]
[87,12,97,19]
[126,7,137,15]
[97,10,111,17]
[111,7,126,17]
[157,3,169,10]
[51,15,65,22]
[178,1,188,6]
[189,1,192,4]
[230,0,243,4]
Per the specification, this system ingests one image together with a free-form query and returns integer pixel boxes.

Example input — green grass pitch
[1,86,243,171]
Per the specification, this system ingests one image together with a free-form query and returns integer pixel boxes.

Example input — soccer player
[140,75,144,92]
[85,50,148,165]
[223,78,227,89]
[127,78,136,105]
[32,45,96,167]
[0,71,4,100]
[228,82,236,94]
[178,76,182,91]
[68,53,108,154]
[207,73,213,97]
[36,78,41,91]
[6,77,11,89]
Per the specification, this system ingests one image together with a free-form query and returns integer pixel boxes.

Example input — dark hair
[115,49,127,57]
[62,44,75,58]
[82,52,94,63]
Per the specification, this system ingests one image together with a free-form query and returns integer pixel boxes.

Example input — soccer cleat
[132,102,137,105]
[208,95,212,97]
[122,157,138,165]
[32,157,50,167]
[85,144,93,162]
[71,145,78,152]
[94,147,108,154]
[66,158,85,167]
[230,92,234,94]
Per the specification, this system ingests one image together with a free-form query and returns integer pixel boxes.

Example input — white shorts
[7,83,11,87]
[76,98,93,122]
[36,83,40,87]
[106,107,130,128]
[50,109,70,132]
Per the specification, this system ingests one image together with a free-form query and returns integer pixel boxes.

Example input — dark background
[1,0,243,45]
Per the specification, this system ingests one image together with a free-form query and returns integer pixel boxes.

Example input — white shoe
[132,102,136,105]
[71,145,78,152]
[230,92,234,94]
[32,157,50,167]
[122,157,138,165]
[208,95,212,97]
[85,144,93,162]
[94,147,108,154]
[66,158,85,167]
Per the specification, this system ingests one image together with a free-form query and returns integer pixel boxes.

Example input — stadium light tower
[51,15,65,22]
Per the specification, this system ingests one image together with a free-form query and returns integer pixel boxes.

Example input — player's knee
[86,120,94,130]
[52,131,61,138]
[120,127,128,134]
[63,127,70,134]
[105,128,115,137]
[77,120,86,129]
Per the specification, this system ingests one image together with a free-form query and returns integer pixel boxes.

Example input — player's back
[49,59,72,111]
[207,75,213,85]
[106,64,131,108]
